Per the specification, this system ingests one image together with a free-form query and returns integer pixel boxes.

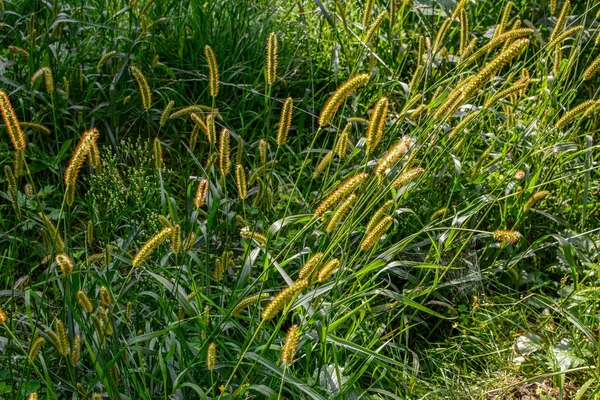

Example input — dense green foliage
[1,0,600,399]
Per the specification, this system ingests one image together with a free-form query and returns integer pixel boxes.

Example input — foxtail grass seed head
[277,97,293,145]
[31,67,54,94]
[266,32,278,85]
[39,212,65,253]
[556,100,597,129]
[170,104,214,119]
[98,306,113,335]
[463,39,529,99]
[65,128,99,204]
[13,148,24,177]
[483,83,529,108]
[54,319,69,356]
[281,325,300,365]
[158,215,172,228]
[213,258,224,281]
[130,66,152,110]
[0,308,6,324]
[219,129,231,174]
[204,113,216,145]
[546,25,583,48]
[325,194,356,233]
[97,50,117,69]
[28,337,45,364]
[87,220,94,246]
[56,253,73,275]
[312,151,334,179]
[459,8,469,55]
[0,90,27,151]
[5,165,16,196]
[335,122,352,158]
[583,53,600,80]
[207,342,216,371]
[183,231,197,252]
[493,229,522,244]
[319,73,370,127]
[205,45,219,98]
[430,207,449,221]
[362,0,374,27]
[77,290,94,313]
[28,393,39,400]
[153,137,163,170]
[70,334,81,367]
[110,365,120,388]
[493,1,513,39]
[171,224,182,254]
[315,173,369,216]
[189,120,200,152]
[20,122,51,135]
[374,137,414,179]
[258,139,267,164]
[366,97,389,155]
[392,167,424,188]
[132,226,173,267]
[99,286,111,306]
[160,100,175,127]
[298,252,324,279]
[366,199,394,232]
[90,314,105,342]
[549,0,570,43]
[190,113,209,145]
[231,293,270,316]
[432,17,452,53]
[364,11,387,44]
[317,258,341,282]
[236,135,244,165]
[91,394,103,400]
[88,140,102,169]
[235,164,247,199]
[524,190,550,212]
[194,178,209,208]
[262,278,309,320]
[240,228,267,246]
[8,45,29,58]
[360,215,393,251]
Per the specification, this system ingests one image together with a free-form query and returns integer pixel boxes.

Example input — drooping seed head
[317,258,341,282]
[315,173,369,216]
[231,293,270,316]
[132,226,173,267]
[262,279,309,320]
[319,74,370,127]
[130,66,152,110]
[298,252,324,280]
[360,215,393,251]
